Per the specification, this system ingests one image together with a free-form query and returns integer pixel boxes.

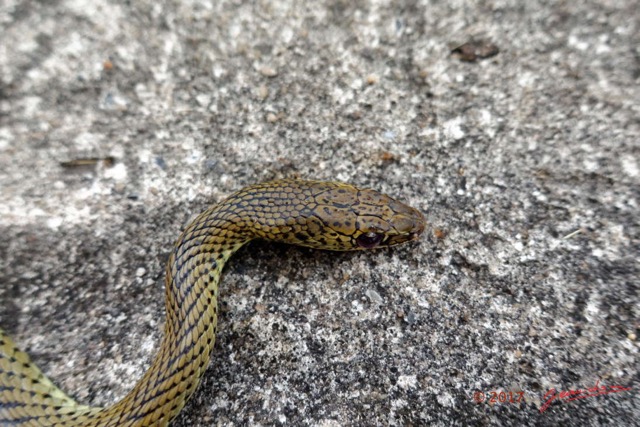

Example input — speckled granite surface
[0,1,638,425]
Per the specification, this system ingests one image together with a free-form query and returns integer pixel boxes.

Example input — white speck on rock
[0,128,11,150]
[568,34,590,51]
[436,391,454,407]
[443,117,465,140]
[22,96,42,117]
[46,216,64,230]
[583,158,598,172]
[621,155,638,177]
[74,132,103,150]
[365,289,383,305]
[383,130,396,141]
[350,78,363,90]
[351,300,363,313]
[104,162,128,181]
[196,94,211,107]
[397,375,417,389]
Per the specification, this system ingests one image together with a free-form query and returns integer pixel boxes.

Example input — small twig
[562,229,583,239]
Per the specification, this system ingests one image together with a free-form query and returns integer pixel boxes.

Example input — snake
[0,179,425,426]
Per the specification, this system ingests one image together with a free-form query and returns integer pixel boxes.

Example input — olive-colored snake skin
[0,179,425,426]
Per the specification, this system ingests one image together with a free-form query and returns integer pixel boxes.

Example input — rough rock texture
[0,0,638,425]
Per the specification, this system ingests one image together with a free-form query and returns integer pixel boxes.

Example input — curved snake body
[0,179,424,426]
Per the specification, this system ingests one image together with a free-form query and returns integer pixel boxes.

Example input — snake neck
[90,213,252,427]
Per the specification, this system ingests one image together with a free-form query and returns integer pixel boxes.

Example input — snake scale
[0,179,425,426]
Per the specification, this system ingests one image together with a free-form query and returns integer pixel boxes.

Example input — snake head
[352,189,425,249]
[298,183,425,251]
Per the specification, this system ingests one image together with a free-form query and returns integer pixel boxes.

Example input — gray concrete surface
[1,0,638,425]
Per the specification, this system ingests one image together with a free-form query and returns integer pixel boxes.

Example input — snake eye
[356,232,384,249]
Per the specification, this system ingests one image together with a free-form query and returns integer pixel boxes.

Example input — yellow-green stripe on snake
[0,179,425,426]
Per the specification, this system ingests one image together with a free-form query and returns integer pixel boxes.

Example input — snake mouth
[389,205,425,245]
[386,219,425,246]
[413,211,426,237]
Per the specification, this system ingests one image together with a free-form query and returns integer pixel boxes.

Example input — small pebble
[406,311,417,324]
[266,113,278,123]
[365,289,383,304]
[259,66,278,77]
[257,85,269,100]
[113,182,126,194]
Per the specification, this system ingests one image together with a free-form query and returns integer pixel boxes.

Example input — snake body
[0,179,424,426]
